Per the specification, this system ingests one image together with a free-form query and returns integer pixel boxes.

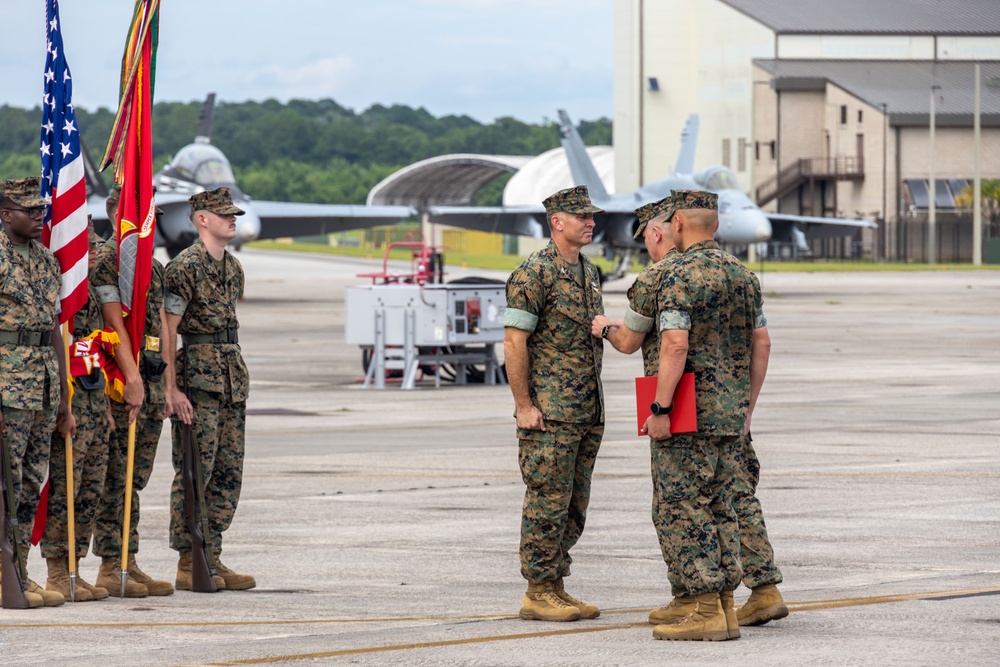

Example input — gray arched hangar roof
[366,148,614,211]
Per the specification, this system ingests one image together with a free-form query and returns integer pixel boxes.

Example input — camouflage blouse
[164,240,248,402]
[624,248,678,377]
[503,241,604,424]
[73,282,104,340]
[92,244,167,405]
[657,240,764,436]
[0,233,60,411]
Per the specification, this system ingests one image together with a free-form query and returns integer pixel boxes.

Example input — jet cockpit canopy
[156,143,244,198]
[169,143,237,189]
[693,165,739,191]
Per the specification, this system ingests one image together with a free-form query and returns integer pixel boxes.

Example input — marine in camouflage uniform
[164,187,254,590]
[91,185,174,597]
[589,197,690,605]
[0,177,70,608]
[504,186,605,622]
[41,220,112,601]
[646,189,764,641]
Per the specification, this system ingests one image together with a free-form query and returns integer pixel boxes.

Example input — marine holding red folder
[592,189,772,642]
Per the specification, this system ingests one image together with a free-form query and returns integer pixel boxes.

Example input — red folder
[635,372,697,436]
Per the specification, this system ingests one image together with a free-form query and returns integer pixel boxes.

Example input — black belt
[0,330,53,347]
[182,328,239,345]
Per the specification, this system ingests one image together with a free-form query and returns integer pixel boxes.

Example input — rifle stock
[1,430,29,608]
[181,423,218,593]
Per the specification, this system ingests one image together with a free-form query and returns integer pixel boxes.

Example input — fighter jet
[428,110,876,281]
[87,93,415,256]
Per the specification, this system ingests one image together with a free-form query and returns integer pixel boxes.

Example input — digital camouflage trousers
[168,388,246,554]
[651,433,742,596]
[734,432,782,589]
[1,404,56,553]
[40,390,110,559]
[93,396,165,557]
[517,420,603,582]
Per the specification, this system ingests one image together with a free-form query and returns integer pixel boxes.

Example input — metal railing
[755,156,865,206]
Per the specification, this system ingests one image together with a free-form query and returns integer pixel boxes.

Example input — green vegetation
[0,100,611,206]
[249,240,1000,274]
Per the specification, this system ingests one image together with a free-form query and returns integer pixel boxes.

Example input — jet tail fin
[557,109,609,201]
[194,93,217,145]
[673,113,699,175]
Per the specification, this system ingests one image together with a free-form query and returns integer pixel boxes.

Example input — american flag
[40,0,89,325]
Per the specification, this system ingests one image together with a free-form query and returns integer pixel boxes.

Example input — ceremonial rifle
[182,423,218,592]
[1,415,30,609]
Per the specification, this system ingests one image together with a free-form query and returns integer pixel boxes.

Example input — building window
[722,138,731,168]
[769,140,776,161]
[840,105,848,127]
[857,109,863,124]
[737,137,747,172]
[755,141,760,162]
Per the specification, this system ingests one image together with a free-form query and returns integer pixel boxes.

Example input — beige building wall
[614,0,775,193]
[777,35,935,60]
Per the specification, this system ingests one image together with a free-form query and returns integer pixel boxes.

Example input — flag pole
[62,321,77,602]
[120,399,138,597]
[119,349,141,596]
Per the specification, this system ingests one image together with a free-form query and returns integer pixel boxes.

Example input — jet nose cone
[754,213,772,242]
[236,206,261,244]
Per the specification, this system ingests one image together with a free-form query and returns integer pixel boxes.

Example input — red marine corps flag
[99,0,160,597]
[101,0,159,346]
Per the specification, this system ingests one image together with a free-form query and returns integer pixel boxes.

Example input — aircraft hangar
[615,0,1000,262]
[367,147,615,254]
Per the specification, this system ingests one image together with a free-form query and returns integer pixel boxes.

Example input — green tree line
[0,100,611,205]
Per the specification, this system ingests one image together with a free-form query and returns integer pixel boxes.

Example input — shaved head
[679,208,718,232]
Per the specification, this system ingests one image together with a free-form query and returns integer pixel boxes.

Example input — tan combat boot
[652,592,731,641]
[174,551,226,591]
[553,578,599,619]
[737,583,788,627]
[720,590,740,639]
[214,559,256,591]
[96,556,148,598]
[127,554,174,596]
[519,580,581,622]
[0,568,45,608]
[76,560,109,600]
[20,549,62,607]
[45,556,94,602]
[648,594,696,625]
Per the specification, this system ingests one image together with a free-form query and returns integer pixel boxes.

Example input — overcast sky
[1,0,614,123]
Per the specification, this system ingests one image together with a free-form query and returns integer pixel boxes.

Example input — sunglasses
[2,206,47,218]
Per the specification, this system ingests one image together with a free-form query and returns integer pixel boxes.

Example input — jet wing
[252,201,416,239]
[429,205,645,249]
[428,205,549,238]
[767,212,877,241]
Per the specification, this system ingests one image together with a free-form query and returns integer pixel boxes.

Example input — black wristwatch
[601,324,613,339]
[650,402,672,416]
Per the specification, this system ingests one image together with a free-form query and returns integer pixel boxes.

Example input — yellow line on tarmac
[783,586,1000,611]
[197,623,650,666]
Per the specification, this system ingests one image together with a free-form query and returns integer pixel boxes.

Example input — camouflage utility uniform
[505,240,605,582]
[91,246,167,558]
[0,229,60,554]
[40,281,110,560]
[622,248,691,595]
[165,239,249,556]
[624,249,677,378]
[655,239,764,595]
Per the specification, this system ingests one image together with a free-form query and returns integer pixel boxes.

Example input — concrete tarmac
[2,249,998,666]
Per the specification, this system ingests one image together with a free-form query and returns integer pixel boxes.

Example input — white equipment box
[345,283,506,389]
